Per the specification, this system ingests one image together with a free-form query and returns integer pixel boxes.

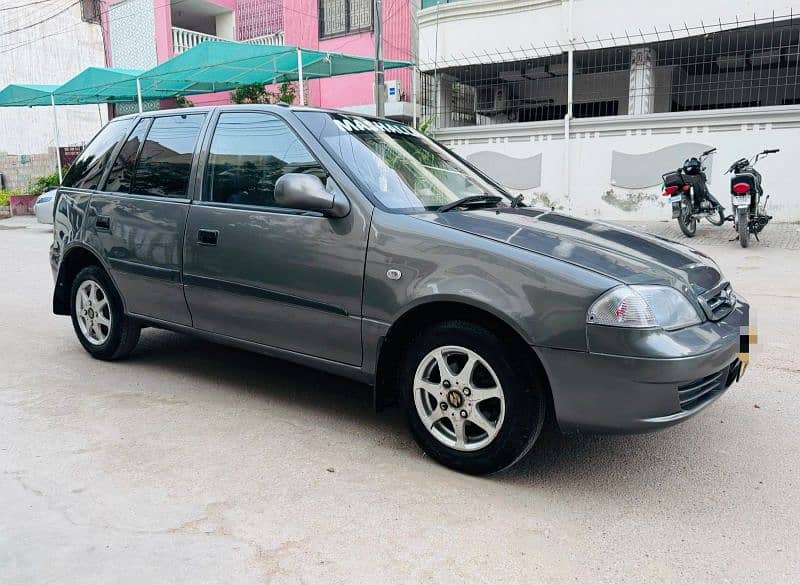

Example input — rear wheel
[737,208,750,248]
[400,320,547,475]
[678,210,697,237]
[70,266,140,360]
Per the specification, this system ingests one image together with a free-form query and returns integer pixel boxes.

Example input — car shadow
[127,327,718,488]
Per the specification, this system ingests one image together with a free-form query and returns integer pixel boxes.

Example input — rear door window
[62,118,134,190]
[129,114,205,198]
[104,118,151,193]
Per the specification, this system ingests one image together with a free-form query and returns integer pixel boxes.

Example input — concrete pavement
[1,216,798,584]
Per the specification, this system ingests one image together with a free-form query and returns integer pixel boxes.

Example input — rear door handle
[197,229,219,246]
[96,215,111,231]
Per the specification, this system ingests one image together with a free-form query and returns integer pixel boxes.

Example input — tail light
[663,185,679,196]
[682,185,690,191]
[732,183,750,194]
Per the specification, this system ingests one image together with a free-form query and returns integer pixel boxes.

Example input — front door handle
[96,215,111,231]
[197,229,219,246]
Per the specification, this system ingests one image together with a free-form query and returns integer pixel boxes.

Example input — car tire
[70,265,140,360]
[400,320,547,475]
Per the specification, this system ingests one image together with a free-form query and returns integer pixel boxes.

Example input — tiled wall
[0,149,58,192]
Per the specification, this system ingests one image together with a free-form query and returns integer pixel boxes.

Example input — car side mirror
[274,173,350,218]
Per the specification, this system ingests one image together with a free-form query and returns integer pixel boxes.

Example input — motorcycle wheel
[678,212,697,237]
[737,208,750,248]
[707,207,726,226]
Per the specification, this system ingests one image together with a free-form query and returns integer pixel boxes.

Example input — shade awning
[0,84,59,107]
[1,42,414,108]
[52,67,185,104]
[140,41,413,94]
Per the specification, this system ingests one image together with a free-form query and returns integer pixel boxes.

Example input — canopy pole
[50,94,63,184]
[136,78,143,113]
[412,65,418,129]
[296,48,305,106]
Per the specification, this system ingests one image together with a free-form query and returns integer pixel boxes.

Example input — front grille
[678,358,741,411]
[698,281,737,321]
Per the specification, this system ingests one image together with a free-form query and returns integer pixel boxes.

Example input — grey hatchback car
[51,105,749,474]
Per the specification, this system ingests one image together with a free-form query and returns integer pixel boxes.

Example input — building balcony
[172,26,285,55]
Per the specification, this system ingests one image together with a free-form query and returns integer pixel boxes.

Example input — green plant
[417,117,435,138]
[0,189,23,206]
[28,171,60,196]
[230,80,298,105]
[175,95,195,108]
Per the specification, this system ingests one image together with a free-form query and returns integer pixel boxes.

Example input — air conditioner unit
[493,85,509,111]
[386,79,402,102]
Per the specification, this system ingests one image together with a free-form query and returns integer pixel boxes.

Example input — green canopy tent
[0,44,414,184]
[52,66,230,113]
[139,41,413,106]
[0,84,66,181]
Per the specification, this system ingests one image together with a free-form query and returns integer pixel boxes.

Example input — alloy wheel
[412,345,506,452]
[75,280,112,346]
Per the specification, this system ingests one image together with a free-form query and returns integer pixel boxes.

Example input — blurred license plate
[733,195,750,206]
[669,195,682,203]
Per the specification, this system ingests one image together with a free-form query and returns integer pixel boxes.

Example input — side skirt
[130,313,373,386]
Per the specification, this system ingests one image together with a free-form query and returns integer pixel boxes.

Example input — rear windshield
[296,111,508,213]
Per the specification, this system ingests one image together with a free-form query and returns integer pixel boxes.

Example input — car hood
[415,207,722,292]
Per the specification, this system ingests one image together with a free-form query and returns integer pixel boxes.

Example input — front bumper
[538,299,749,434]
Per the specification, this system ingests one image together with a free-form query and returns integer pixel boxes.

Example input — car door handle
[197,229,219,246]
[96,215,111,231]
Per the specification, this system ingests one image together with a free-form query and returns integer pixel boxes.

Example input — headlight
[587,285,702,330]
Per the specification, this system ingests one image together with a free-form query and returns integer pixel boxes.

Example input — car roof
[116,103,404,124]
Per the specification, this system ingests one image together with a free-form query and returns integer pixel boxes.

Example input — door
[89,113,207,325]
[182,111,369,365]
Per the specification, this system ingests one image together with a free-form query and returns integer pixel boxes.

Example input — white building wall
[420,0,800,221]
[419,0,797,67]
[0,5,108,159]
[438,106,800,221]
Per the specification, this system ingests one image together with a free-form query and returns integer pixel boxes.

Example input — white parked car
[34,189,57,224]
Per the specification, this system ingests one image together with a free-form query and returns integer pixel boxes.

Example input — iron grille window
[319,0,373,39]
[80,0,101,24]
[421,20,800,128]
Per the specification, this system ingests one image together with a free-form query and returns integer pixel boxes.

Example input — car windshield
[296,111,509,212]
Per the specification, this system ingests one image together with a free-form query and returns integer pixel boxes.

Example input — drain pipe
[562,0,575,205]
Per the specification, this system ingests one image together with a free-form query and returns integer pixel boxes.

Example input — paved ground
[1,216,798,584]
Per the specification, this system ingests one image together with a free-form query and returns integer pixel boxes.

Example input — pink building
[102,0,415,119]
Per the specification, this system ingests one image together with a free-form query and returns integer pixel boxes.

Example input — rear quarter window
[61,118,134,190]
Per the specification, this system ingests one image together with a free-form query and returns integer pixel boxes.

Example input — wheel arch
[53,244,115,315]
[373,299,551,409]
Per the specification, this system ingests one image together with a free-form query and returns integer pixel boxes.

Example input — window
[130,114,205,198]
[80,0,101,24]
[104,118,151,193]
[319,0,372,39]
[62,118,134,190]
[297,111,507,212]
[205,112,327,208]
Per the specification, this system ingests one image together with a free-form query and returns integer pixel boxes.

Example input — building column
[628,47,656,115]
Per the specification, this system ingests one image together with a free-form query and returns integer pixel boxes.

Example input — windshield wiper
[437,195,502,213]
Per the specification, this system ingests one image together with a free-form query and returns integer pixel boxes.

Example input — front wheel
[70,265,141,360]
[678,211,697,237]
[400,320,547,475]
[737,208,750,248]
